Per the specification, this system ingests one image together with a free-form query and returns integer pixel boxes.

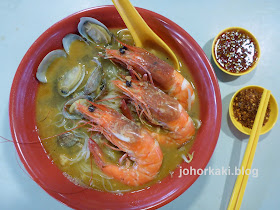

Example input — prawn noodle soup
[35,17,200,193]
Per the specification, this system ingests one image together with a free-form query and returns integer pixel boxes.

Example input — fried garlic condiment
[233,88,271,129]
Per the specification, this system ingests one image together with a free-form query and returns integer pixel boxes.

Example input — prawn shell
[76,102,163,186]
[113,80,196,145]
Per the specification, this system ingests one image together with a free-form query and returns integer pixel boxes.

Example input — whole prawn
[76,102,163,186]
[105,41,195,110]
[113,79,196,146]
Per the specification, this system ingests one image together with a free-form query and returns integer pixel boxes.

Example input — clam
[57,65,85,97]
[62,34,87,55]
[78,17,112,44]
[57,132,79,148]
[117,29,134,46]
[69,99,89,115]
[62,95,88,120]
[84,58,103,95]
[36,50,67,83]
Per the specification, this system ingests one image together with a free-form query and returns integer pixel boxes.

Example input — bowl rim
[211,26,261,76]
[9,5,222,209]
[229,85,278,135]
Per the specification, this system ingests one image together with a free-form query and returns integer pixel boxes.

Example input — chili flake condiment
[214,28,259,73]
[233,88,270,129]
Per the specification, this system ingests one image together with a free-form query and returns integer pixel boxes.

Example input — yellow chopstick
[228,89,271,210]
[235,90,271,208]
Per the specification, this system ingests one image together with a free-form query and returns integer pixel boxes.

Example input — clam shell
[62,34,87,55]
[62,95,88,120]
[78,17,112,44]
[36,50,67,83]
[57,132,79,148]
[84,58,103,95]
[58,65,85,97]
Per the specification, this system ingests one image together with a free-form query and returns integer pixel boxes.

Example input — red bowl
[9,6,222,210]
